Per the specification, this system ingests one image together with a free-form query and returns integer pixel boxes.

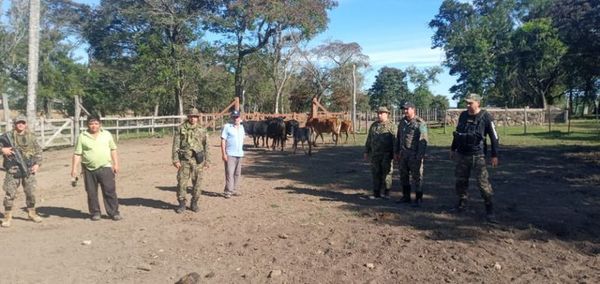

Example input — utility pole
[352,64,357,133]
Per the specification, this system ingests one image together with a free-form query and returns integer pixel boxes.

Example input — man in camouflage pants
[1,115,43,227]
[172,108,210,213]
[394,102,428,206]
[364,106,396,199]
[451,93,499,223]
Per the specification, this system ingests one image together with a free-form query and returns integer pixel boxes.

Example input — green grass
[350,119,600,147]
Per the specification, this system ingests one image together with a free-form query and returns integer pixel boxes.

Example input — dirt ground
[0,134,599,283]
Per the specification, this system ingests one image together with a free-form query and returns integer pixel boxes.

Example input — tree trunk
[26,0,41,125]
[235,55,244,113]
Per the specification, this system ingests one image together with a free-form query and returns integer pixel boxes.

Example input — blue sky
[2,0,457,104]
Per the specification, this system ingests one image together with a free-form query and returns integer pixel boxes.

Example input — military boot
[27,208,43,223]
[190,198,200,213]
[413,191,423,207]
[1,210,12,227]
[453,198,467,213]
[397,185,411,204]
[485,202,498,224]
[176,199,186,214]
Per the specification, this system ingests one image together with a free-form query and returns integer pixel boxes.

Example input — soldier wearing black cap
[394,102,428,206]
[450,93,499,223]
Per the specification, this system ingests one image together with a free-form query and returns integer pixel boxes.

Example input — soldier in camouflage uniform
[1,115,43,227]
[451,93,499,223]
[394,102,428,206]
[364,106,396,199]
[172,108,210,213]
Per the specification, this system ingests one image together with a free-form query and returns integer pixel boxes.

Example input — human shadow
[118,197,174,210]
[243,142,600,253]
[36,206,90,219]
[155,186,225,198]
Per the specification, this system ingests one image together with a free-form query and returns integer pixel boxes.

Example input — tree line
[429,0,599,115]
[1,0,596,118]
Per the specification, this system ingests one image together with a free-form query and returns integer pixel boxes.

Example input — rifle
[1,132,31,178]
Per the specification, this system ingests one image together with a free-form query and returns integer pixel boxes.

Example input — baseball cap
[401,102,416,109]
[376,106,390,113]
[230,110,241,117]
[14,115,27,124]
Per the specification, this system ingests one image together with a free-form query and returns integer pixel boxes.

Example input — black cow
[290,124,312,156]
[266,117,286,151]
[242,120,259,147]
[285,119,300,137]
[252,120,269,147]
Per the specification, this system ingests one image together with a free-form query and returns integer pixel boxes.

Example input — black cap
[230,110,241,117]
[401,102,416,109]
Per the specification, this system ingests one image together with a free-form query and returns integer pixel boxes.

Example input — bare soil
[1,135,599,283]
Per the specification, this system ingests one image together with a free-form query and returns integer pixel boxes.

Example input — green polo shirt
[74,129,117,171]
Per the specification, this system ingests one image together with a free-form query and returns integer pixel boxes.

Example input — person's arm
[111,150,119,174]
[417,122,428,160]
[485,113,499,166]
[394,123,401,160]
[29,133,43,173]
[364,124,373,161]
[71,155,81,177]
[220,125,228,162]
[202,129,210,166]
[172,127,181,169]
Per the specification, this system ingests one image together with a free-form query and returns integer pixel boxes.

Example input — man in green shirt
[71,115,121,221]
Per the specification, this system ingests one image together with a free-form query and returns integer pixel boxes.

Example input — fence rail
[0,107,568,149]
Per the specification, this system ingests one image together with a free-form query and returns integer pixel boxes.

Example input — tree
[511,18,566,109]
[405,66,442,109]
[210,0,337,111]
[26,0,41,122]
[367,67,410,110]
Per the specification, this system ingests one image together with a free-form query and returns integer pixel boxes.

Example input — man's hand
[449,151,455,160]
[113,164,120,174]
[70,169,78,178]
[363,153,369,162]
[203,162,210,169]
[490,157,499,167]
[393,153,400,162]
[30,164,40,174]
[173,161,181,169]
[222,155,228,162]
[1,147,13,156]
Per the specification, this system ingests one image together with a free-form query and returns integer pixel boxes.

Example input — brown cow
[306,117,341,146]
[339,120,356,143]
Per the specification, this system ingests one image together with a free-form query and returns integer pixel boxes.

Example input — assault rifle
[1,133,31,178]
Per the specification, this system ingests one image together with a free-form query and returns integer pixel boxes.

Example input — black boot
[397,185,411,203]
[176,199,186,214]
[454,198,467,213]
[413,191,423,207]
[190,198,200,213]
[485,202,498,223]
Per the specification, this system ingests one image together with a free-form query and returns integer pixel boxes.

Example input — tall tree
[27,0,41,122]
[367,67,410,110]
[210,0,337,111]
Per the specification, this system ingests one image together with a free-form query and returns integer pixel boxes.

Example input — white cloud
[367,47,445,66]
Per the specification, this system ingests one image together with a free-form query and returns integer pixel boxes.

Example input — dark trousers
[83,166,119,216]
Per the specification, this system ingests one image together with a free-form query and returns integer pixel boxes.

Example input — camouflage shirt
[172,121,209,164]
[0,130,42,169]
[395,116,428,158]
[365,120,396,155]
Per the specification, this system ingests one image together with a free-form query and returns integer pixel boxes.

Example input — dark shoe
[90,213,101,221]
[397,185,411,204]
[112,214,123,221]
[485,202,498,223]
[413,192,423,207]
[453,199,467,213]
[176,199,186,214]
[190,199,200,212]
[368,195,381,200]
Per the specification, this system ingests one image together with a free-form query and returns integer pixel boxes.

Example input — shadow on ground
[244,142,600,254]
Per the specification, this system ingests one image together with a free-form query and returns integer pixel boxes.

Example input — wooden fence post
[523,107,528,134]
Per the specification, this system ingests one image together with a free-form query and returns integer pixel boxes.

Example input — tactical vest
[453,111,486,152]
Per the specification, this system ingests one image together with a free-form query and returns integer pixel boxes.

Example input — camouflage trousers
[454,153,493,202]
[177,160,204,201]
[3,167,37,210]
[370,153,393,196]
[398,151,424,193]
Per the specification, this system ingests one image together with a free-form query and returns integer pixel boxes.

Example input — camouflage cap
[377,106,390,113]
[14,115,27,124]
[464,93,482,103]
[187,107,200,117]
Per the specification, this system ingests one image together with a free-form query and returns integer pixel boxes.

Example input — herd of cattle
[241,117,355,155]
